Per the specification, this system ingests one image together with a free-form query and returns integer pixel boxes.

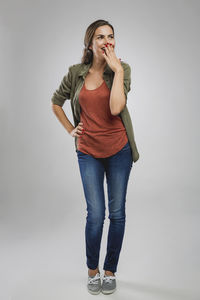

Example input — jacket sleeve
[123,63,131,103]
[51,66,72,107]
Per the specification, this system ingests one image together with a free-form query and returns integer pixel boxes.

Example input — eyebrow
[96,34,114,37]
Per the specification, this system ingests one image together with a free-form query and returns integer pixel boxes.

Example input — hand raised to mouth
[102,43,113,52]
[102,43,122,73]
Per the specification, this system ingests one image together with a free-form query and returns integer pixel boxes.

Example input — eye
[97,36,114,39]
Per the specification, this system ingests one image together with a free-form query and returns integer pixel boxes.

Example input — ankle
[104,270,115,276]
[88,267,100,276]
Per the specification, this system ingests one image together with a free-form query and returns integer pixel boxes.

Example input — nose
[104,38,113,44]
[104,38,110,45]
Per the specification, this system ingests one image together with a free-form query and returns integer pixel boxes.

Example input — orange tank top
[77,79,128,158]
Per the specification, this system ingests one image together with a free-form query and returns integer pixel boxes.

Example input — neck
[90,57,107,73]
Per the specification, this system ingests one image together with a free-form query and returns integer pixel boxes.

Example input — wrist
[68,126,75,134]
[114,67,124,74]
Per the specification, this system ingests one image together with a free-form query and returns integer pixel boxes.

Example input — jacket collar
[78,61,113,78]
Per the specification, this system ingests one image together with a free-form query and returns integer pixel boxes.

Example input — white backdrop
[1,0,200,299]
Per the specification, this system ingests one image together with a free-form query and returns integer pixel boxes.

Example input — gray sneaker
[101,275,116,294]
[87,272,101,295]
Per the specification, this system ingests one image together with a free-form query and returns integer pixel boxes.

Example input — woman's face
[89,25,115,59]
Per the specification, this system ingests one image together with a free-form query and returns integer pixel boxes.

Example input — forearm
[51,104,74,134]
[109,68,126,116]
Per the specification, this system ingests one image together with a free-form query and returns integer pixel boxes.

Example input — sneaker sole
[101,288,116,294]
[87,288,101,295]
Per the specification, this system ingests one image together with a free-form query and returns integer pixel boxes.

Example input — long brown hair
[81,19,114,64]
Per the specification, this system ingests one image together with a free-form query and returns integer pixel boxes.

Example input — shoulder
[67,63,85,75]
[120,61,131,81]
[120,61,131,72]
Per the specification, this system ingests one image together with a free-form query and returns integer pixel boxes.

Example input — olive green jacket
[51,61,139,162]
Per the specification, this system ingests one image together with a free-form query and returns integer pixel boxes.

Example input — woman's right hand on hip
[70,122,85,137]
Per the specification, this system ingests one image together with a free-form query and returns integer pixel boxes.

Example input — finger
[102,50,108,59]
[104,45,108,54]
[109,43,114,51]
[106,44,113,56]
[78,126,85,133]
[77,129,84,136]
[78,131,84,137]
[78,124,84,129]
[107,43,114,51]
[104,45,111,57]
[76,132,82,137]
[105,44,110,52]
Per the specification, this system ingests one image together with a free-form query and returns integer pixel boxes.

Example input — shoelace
[88,273,101,285]
[103,275,116,284]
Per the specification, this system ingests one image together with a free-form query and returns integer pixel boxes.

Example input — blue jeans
[76,141,133,273]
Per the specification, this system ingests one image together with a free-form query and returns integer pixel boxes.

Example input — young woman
[51,19,139,295]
